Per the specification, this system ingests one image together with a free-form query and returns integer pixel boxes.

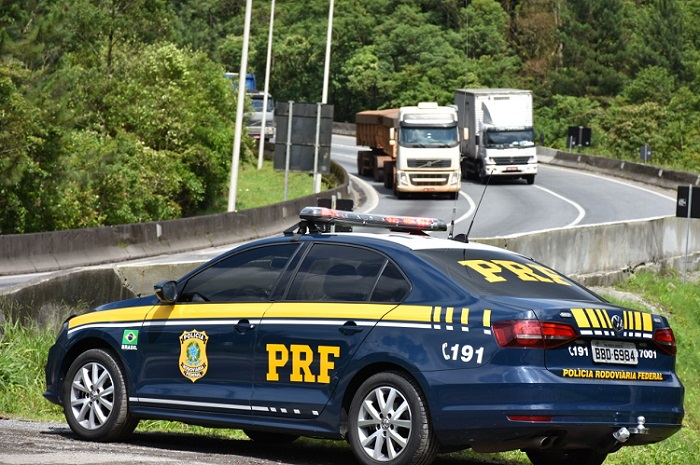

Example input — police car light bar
[299,207,447,232]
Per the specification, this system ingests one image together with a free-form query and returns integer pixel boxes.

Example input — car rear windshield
[414,248,602,301]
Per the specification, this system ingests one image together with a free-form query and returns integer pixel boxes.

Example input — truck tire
[384,167,394,189]
[525,174,535,185]
[477,162,488,185]
[357,151,373,177]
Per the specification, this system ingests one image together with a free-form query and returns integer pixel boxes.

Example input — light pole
[257,0,276,170]
[314,0,334,193]
[228,0,253,212]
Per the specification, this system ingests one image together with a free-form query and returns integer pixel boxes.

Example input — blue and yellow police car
[44,207,684,465]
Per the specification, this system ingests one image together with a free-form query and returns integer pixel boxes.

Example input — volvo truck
[454,89,537,184]
[356,102,461,199]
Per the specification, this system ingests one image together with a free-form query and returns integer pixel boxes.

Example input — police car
[44,207,684,465]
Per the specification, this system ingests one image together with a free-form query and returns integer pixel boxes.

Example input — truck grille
[493,156,531,165]
[407,159,452,168]
[409,174,449,186]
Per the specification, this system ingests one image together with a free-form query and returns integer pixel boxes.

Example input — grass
[0,270,697,465]
[234,158,331,211]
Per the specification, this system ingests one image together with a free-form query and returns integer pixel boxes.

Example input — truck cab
[246,91,275,142]
[455,89,538,185]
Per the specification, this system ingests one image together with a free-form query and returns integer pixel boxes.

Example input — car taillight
[653,328,677,355]
[493,320,578,349]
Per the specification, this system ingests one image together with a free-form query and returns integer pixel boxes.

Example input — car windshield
[414,248,601,301]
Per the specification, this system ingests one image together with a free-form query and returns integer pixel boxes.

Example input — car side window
[370,262,410,302]
[180,243,298,303]
[285,244,409,303]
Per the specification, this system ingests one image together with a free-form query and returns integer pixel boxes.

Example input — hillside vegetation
[2,0,700,233]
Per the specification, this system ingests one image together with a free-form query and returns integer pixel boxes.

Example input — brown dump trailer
[355,108,399,182]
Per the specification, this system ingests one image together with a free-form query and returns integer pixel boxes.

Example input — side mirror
[154,280,178,303]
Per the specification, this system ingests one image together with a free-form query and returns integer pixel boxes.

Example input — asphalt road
[0,418,514,465]
[332,135,676,240]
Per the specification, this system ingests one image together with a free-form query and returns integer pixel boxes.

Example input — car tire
[243,430,299,444]
[347,371,438,465]
[525,448,608,465]
[63,348,138,441]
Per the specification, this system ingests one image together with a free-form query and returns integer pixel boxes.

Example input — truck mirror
[389,127,395,140]
[475,134,480,146]
[463,128,469,140]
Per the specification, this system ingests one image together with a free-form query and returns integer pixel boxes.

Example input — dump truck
[454,89,537,184]
[355,102,462,199]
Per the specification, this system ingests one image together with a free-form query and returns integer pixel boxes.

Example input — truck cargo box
[355,109,399,158]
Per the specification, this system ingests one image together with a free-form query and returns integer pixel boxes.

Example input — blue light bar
[299,207,447,232]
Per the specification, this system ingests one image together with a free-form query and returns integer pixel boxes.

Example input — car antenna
[447,191,460,240]
[454,172,492,243]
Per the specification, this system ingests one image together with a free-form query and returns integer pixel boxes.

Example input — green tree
[553,0,629,97]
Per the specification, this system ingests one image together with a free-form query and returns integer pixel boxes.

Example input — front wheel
[347,372,438,465]
[525,448,608,465]
[63,348,138,441]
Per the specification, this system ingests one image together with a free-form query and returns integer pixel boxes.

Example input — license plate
[505,166,520,172]
[591,340,638,366]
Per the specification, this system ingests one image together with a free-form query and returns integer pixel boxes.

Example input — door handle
[235,319,256,333]
[339,322,363,335]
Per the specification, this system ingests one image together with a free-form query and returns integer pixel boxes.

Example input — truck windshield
[399,127,459,148]
[484,129,535,148]
[251,98,275,113]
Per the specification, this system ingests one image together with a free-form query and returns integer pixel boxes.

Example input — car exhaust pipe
[529,436,561,449]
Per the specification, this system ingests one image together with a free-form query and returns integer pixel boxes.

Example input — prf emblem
[179,330,209,382]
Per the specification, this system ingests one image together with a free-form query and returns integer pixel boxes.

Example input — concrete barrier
[549,150,700,190]
[0,162,352,276]
[477,216,700,286]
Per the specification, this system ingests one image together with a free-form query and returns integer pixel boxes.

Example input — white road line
[533,184,586,227]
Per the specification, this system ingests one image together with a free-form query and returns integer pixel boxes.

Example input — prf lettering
[266,344,340,383]
[459,259,570,286]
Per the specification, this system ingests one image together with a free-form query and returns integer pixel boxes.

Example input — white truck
[454,88,537,184]
[246,90,275,141]
[356,102,462,199]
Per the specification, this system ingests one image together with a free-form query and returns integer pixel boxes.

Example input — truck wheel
[384,169,394,189]
[347,372,438,465]
[525,174,535,185]
[474,161,488,184]
[63,348,138,441]
[525,449,607,465]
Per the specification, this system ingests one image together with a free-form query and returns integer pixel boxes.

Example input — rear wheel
[347,372,438,465]
[63,348,138,441]
[525,448,608,465]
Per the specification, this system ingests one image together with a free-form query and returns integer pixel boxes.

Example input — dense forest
[2,0,700,233]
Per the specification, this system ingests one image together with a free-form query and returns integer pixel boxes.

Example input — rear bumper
[423,367,684,451]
